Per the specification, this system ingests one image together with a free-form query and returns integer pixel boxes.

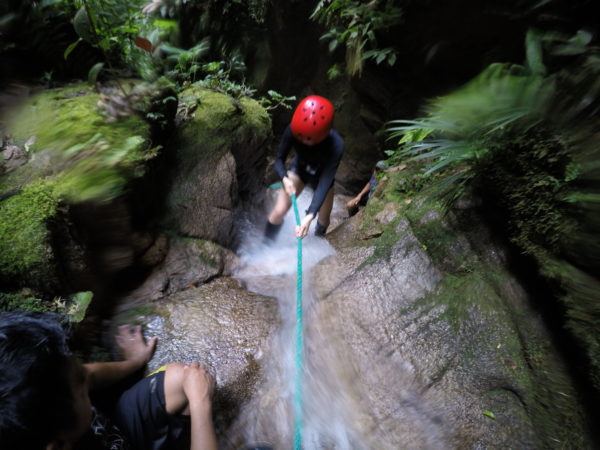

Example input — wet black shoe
[314,221,328,237]
[264,220,283,242]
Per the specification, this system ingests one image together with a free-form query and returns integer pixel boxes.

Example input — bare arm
[84,325,157,390]
[347,180,371,209]
[354,180,372,201]
[189,401,217,450]
[274,126,294,180]
[183,364,217,450]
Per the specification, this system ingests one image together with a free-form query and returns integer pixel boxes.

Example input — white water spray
[230,190,373,449]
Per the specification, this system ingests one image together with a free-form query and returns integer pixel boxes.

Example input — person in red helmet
[264,95,344,240]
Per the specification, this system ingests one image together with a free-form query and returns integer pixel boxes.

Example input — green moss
[175,86,270,164]
[239,96,271,130]
[192,239,223,268]
[0,181,59,281]
[164,86,271,232]
[0,291,48,313]
[418,272,504,331]
[9,84,147,154]
[3,83,152,203]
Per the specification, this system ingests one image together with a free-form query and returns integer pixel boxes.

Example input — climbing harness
[291,193,304,450]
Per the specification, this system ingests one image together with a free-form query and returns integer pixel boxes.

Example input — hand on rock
[183,363,215,408]
[115,324,157,369]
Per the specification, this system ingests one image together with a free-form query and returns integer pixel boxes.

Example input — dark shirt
[274,125,344,215]
[368,172,377,199]
[76,407,129,450]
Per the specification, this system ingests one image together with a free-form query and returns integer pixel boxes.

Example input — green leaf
[64,38,82,60]
[329,39,339,53]
[73,7,94,43]
[376,51,387,65]
[572,29,592,47]
[153,18,177,30]
[526,29,546,75]
[68,291,93,323]
[88,62,104,83]
[483,410,496,420]
[388,52,397,66]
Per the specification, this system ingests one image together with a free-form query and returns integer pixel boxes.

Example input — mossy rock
[0,180,60,288]
[0,82,156,290]
[344,161,590,446]
[163,86,271,246]
[173,86,270,166]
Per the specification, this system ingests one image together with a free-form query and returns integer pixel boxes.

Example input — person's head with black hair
[0,312,92,450]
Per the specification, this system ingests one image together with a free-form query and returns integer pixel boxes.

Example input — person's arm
[274,126,298,197]
[183,363,217,450]
[274,126,293,181]
[347,180,371,209]
[84,325,157,390]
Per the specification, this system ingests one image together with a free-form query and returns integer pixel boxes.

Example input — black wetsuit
[274,125,344,216]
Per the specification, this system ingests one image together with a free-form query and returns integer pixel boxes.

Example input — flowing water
[228,192,376,449]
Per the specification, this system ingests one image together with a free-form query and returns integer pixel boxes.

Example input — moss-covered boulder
[0,82,155,292]
[162,86,271,247]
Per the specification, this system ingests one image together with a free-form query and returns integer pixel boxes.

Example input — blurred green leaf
[526,29,546,75]
[483,410,496,420]
[88,62,104,83]
[64,38,82,60]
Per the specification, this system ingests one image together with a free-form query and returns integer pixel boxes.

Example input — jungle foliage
[311,0,402,77]
[386,29,600,388]
[0,0,282,101]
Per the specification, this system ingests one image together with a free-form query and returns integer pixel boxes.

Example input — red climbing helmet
[290,95,334,145]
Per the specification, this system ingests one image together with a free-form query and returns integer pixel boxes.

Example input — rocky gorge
[1,1,599,447]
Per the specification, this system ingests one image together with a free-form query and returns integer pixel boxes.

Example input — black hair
[0,312,79,450]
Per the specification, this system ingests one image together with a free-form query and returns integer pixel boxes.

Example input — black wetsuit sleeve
[274,126,294,180]
[307,132,344,216]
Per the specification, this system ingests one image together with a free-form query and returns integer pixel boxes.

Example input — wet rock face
[125,237,236,302]
[165,149,238,246]
[1,144,28,172]
[130,277,278,432]
[311,197,590,448]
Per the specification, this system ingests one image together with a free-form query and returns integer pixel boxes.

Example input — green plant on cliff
[311,0,402,76]
[387,62,554,204]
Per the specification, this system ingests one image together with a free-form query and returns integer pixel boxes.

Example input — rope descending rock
[291,193,303,450]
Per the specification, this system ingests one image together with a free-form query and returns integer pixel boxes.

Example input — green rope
[290,193,303,450]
